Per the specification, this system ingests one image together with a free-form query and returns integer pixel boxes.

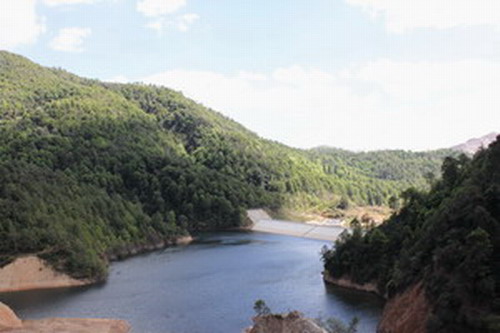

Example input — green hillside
[0,51,454,279]
[322,138,500,332]
[309,147,455,207]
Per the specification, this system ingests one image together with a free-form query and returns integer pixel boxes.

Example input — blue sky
[16,0,389,77]
[1,0,500,151]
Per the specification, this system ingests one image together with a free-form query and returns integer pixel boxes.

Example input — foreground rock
[377,283,429,333]
[9,318,130,333]
[0,256,90,293]
[0,302,130,333]
[246,311,327,333]
[0,303,22,330]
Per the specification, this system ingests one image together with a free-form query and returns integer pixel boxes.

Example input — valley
[0,51,457,281]
[0,50,498,333]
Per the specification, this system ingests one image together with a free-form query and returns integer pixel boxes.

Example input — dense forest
[309,147,454,208]
[322,138,500,332]
[0,51,454,279]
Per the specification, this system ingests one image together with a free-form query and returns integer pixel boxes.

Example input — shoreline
[1,213,344,295]
[0,235,194,332]
[1,227,381,332]
[0,235,193,294]
[106,235,193,261]
[0,257,91,294]
[322,271,431,332]
[322,270,383,297]
[0,302,130,333]
[246,209,345,241]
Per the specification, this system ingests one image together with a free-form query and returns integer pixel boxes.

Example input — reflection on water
[324,283,385,316]
[0,286,94,311]
[194,236,266,247]
[0,232,384,333]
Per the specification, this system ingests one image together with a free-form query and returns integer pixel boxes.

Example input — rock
[0,302,22,330]
[0,256,89,293]
[246,311,327,333]
[175,235,194,245]
[0,302,130,333]
[377,282,429,333]
[17,318,131,333]
[322,271,381,295]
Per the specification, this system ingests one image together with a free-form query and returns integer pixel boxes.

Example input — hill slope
[309,147,454,207]
[322,137,500,332]
[0,51,454,279]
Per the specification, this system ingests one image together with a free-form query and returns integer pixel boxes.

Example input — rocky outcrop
[175,235,193,245]
[323,271,430,332]
[246,311,327,333]
[377,282,429,333]
[0,302,130,333]
[322,271,381,295]
[0,303,22,330]
[0,256,90,293]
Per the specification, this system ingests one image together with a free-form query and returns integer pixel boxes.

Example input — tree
[388,195,400,210]
[337,197,350,210]
[253,299,271,316]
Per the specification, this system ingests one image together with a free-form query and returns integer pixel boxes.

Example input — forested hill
[309,147,454,206]
[322,137,500,332]
[0,51,453,279]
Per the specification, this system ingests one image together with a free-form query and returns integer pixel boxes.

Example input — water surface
[1,232,384,333]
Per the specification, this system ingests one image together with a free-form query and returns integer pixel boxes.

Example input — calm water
[0,232,384,333]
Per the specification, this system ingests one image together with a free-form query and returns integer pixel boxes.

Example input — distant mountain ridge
[451,132,499,154]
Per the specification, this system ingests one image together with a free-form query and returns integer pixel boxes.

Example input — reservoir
[0,232,384,332]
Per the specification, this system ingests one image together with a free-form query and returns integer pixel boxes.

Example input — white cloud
[137,0,186,17]
[137,0,198,33]
[43,0,98,6]
[345,0,500,33]
[50,27,92,53]
[141,61,500,151]
[0,0,45,50]
[238,71,267,82]
[147,13,199,32]
[176,13,199,32]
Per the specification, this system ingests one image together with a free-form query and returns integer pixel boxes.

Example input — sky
[1,0,500,151]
